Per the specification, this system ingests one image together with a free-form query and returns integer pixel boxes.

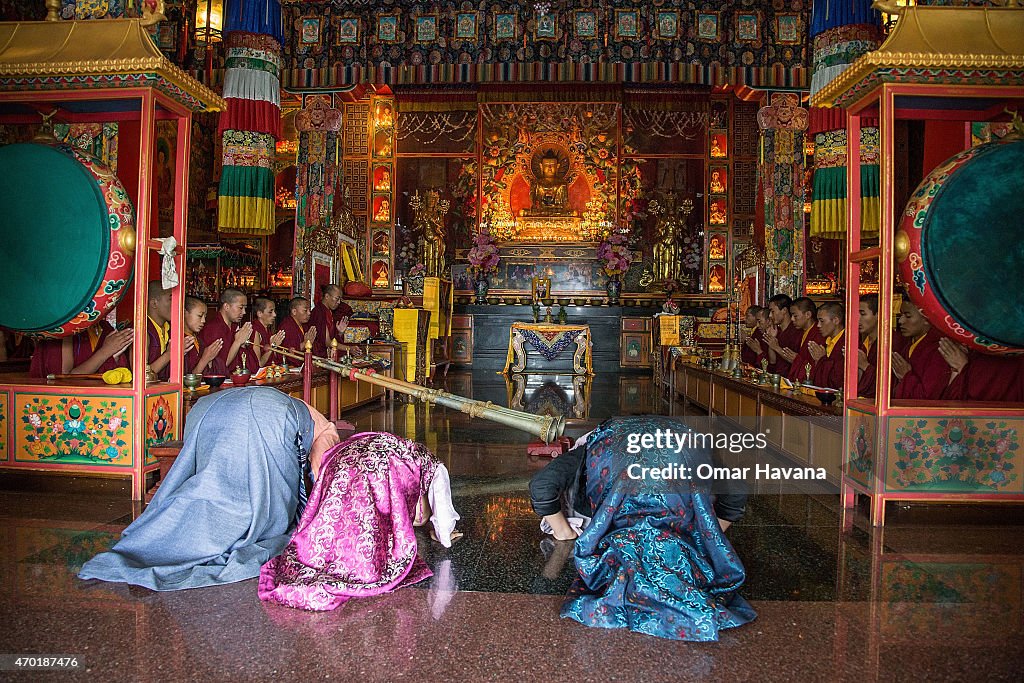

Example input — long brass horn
[268,343,566,443]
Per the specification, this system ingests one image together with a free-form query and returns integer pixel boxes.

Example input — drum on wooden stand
[0,140,136,337]
[896,136,1024,355]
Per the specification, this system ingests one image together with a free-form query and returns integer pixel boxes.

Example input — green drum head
[923,141,1024,348]
[0,143,110,332]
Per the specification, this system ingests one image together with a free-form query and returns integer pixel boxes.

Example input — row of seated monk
[737,294,1023,403]
[19,282,356,381]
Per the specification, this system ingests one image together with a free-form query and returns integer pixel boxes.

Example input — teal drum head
[922,139,1024,349]
[0,142,134,336]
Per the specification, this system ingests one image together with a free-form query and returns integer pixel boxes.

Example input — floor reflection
[1,371,1022,679]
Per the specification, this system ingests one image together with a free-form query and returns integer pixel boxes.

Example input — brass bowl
[183,374,202,390]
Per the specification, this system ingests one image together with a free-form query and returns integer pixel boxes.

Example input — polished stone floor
[1,371,1022,681]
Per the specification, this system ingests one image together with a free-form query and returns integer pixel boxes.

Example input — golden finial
[304,340,313,353]
[45,0,60,21]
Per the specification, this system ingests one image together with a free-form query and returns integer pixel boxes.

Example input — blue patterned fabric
[811,0,880,37]
[79,387,313,591]
[561,416,756,641]
[226,0,284,44]
[520,328,583,361]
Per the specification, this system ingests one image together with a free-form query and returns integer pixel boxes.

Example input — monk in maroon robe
[764,294,803,376]
[251,297,286,366]
[308,284,354,356]
[29,321,133,379]
[278,296,317,356]
[785,298,826,383]
[939,339,1024,402]
[146,281,172,382]
[197,288,254,376]
[856,296,879,399]
[740,306,766,368]
[183,296,222,376]
[892,299,950,400]
[809,303,845,390]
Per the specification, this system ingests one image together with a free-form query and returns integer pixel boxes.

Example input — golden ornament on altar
[412,190,450,278]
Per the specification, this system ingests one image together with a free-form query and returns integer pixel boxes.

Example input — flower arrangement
[467,227,500,278]
[596,230,633,277]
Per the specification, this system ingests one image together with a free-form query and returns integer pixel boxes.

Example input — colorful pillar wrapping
[757,93,809,297]
[217,0,283,235]
[808,0,883,239]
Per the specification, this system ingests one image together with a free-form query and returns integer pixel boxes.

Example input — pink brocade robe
[258,432,439,611]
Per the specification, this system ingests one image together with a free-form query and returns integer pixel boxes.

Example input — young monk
[939,339,1024,402]
[530,416,755,641]
[309,284,353,356]
[278,297,318,354]
[808,302,845,389]
[250,297,286,367]
[785,297,826,383]
[182,296,222,376]
[198,288,254,375]
[146,281,172,382]
[740,305,766,368]
[892,298,950,400]
[856,295,879,398]
[763,294,802,376]
[29,320,133,379]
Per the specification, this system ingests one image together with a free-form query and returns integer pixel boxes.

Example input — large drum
[896,136,1024,355]
[0,141,135,338]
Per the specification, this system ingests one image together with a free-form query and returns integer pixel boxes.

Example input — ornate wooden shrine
[0,18,224,500]
[814,4,1024,526]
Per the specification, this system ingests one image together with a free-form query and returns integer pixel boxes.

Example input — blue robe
[561,416,756,641]
[79,387,314,591]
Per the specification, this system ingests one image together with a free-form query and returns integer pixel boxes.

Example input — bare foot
[430,528,464,544]
[550,527,579,542]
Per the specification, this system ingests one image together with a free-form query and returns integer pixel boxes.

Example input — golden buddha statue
[524,149,572,216]
[652,213,680,283]
[413,190,450,278]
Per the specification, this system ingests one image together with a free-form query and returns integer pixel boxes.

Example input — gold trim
[813,6,1024,108]
[0,19,225,112]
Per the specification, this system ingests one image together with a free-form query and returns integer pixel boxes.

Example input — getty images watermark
[624,427,828,481]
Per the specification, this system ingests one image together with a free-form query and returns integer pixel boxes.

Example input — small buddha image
[373,197,391,223]
[709,234,727,261]
[710,169,727,195]
[374,167,391,192]
[376,104,393,128]
[375,131,392,157]
[711,134,728,158]
[709,265,726,292]
[372,260,390,288]
[709,200,727,225]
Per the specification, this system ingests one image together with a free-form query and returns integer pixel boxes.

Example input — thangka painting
[454,12,478,40]
[335,17,360,45]
[655,10,679,39]
[16,394,133,467]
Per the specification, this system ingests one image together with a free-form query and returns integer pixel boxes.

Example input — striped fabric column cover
[809,0,882,239]
[217,0,283,235]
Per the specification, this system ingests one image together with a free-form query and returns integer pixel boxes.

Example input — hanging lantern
[195,0,224,43]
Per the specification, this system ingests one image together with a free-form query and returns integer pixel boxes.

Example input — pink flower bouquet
[596,231,633,276]
[467,228,500,277]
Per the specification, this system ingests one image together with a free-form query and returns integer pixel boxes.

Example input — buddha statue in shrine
[414,190,450,278]
[652,213,681,283]
[525,149,572,216]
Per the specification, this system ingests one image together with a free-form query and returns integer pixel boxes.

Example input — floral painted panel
[846,409,876,489]
[0,393,7,462]
[145,392,178,465]
[887,417,1021,493]
[880,561,1023,639]
[16,394,133,467]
